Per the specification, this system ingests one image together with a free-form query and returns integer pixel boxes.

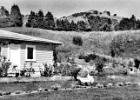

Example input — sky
[0,0,139,18]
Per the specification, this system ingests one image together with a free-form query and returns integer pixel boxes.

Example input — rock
[77,74,94,84]
[14,91,23,94]
[96,83,104,88]
[51,84,61,91]
[0,92,2,96]
[44,88,48,91]
[2,92,11,96]
[38,87,43,92]
[124,82,132,86]
[115,82,124,87]
[106,83,113,87]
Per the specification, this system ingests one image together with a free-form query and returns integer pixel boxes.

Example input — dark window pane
[27,47,33,59]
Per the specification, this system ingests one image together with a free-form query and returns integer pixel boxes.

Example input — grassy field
[0,28,140,99]
[2,27,140,61]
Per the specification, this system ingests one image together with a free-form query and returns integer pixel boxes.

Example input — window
[26,45,36,61]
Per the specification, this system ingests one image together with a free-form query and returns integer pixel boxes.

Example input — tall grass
[2,27,140,61]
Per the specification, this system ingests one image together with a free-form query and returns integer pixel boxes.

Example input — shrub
[104,67,127,75]
[95,57,105,73]
[72,36,83,46]
[20,67,35,77]
[0,56,11,77]
[42,63,54,77]
[54,62,79,77]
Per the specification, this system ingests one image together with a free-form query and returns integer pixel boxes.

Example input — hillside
[2,27,140,60]
[60,10,122,31]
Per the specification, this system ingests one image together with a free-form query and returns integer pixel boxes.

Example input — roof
[0,30,62,45]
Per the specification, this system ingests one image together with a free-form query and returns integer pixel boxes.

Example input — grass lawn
[1,85,140,100]
[0,75,139,100]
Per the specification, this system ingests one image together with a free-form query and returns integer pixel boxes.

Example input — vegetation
[0,5,23,27]
[118,15,138,30]
[0,5,140,31]
[2,84,140,100]
[3,27,140,62]
[10,4,23,27]
[0,56,11,77]
[72,36,83,46]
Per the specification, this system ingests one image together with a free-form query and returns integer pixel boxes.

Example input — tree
[77,21,87,31]
[63,19,71,31]
[56,19,63,30]
[119,18,132,30]
[44,11,55,29]
[0,6,9,16]
[130,14,137,29]
[36,10,44,28]
[70,21,77,31]
[136,20,140,29]
[10,4,23,27]
[119,15,137,30]
[26,11,36,27]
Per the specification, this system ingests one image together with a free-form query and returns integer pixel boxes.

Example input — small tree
[36,10,44,28]
[0,6,9,16]
[44,11,55,29]
[95,58,105,74]
[0,56,11,77]
[10,4,23,27]
[26,11,36,27]
[70,21,78,31]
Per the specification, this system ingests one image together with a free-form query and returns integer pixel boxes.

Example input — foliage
[44,12,55,30]
[10,4,23,27]
[54,62,79,76]
[36,10,44,28]
[104,66,127,75]
[118,15,137,30]
[0,56,11,77]
[94,57,105,73]
[72,36,83,46]
[42,63,54,77]
[0,6,9,16]
[77,21,87,31]
[88,16,113,31]
[70,21,78,31]
[26,11,37,27]
[109,34,135,57]
[20,67,35,77]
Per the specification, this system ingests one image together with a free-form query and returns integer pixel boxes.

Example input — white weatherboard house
[0,30,62,76]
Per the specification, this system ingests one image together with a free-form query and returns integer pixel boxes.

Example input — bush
[72,36,83,46]
[95,57,105,73]
[0,56,11,77]
[20,67,35,77]
[54,62,79,76]
[42,63,54,77]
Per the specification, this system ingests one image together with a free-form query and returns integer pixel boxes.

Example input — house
[0,30,62,76]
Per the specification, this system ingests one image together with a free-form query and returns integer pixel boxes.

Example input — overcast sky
[0,0,139,18]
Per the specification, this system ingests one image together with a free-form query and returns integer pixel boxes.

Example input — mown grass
[1,85,140,100]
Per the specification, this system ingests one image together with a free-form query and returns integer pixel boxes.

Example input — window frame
[25,45,36,61]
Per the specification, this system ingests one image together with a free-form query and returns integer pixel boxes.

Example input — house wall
[20,42,55,69]
[1,42,56,71]
[1,45,8,58]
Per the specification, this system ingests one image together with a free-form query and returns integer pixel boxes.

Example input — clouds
[0,0,139,18]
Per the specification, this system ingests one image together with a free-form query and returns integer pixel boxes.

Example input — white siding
[20,43,26,68]
[20,43,54,68]
[36,44,54,65]
[1,45,8,58]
